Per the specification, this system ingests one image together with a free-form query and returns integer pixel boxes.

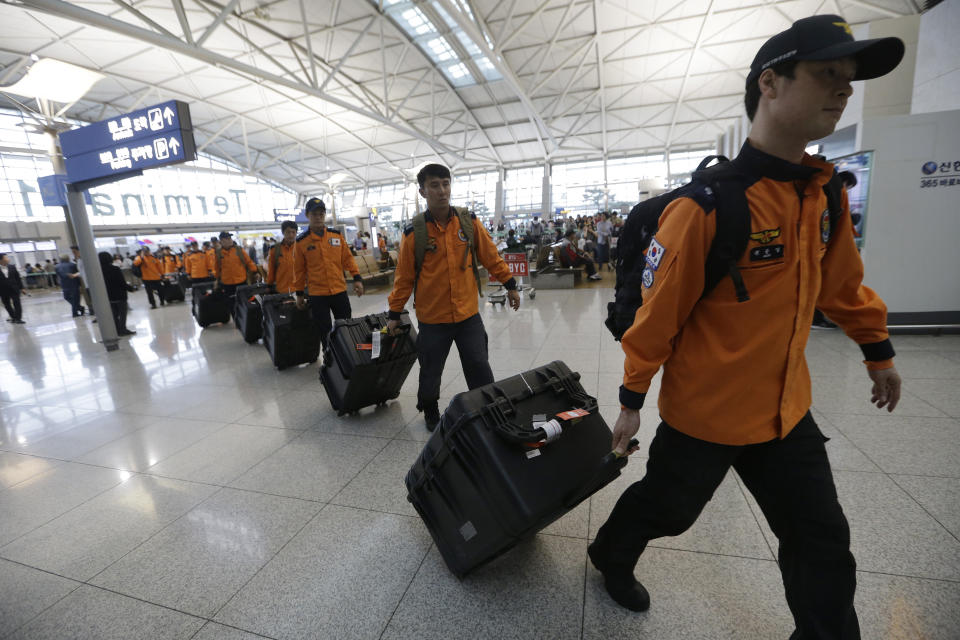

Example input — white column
[65,185,119,352]
[494,167,504,225]
[541,163,552,220]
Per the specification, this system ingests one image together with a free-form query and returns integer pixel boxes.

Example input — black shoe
[12,319,25,324]
[150,305,157,309]
[119,329,136,336]
[422,402,441,432]
[4,318,11,322]
[587,541,650,612]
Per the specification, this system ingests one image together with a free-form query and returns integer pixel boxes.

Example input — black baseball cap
[304,197,325,214]
[218,231,232,239]
[748,15,904,85]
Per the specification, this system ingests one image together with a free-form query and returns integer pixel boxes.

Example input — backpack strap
[693,161,751,303]
[822,170,844,246]
[271,243,282,277]
[412,213,428,297]
[454,207,483,296]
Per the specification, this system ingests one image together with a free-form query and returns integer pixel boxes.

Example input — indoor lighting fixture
[1,57,104,104]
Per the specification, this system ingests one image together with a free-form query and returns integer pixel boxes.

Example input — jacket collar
[734,139,830,183]
[310,227,325,237]
[424,207,456,225]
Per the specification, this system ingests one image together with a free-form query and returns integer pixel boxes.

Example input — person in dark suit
[99,251,136,336]
[0,253,26,324]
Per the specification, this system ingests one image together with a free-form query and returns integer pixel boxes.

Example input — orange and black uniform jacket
[267,242,296,293]
[133,254,163,281]
[205,248,216,273]
[620,142,894,445]
[388,209,515,325]
[161,254,180,274]
[293,227,360,296]
[216,245,257,286]
[184,251,209,279]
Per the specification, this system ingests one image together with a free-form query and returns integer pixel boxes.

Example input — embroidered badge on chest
[457,228,467,243]
[426,237,438,252]
[329,237,341,246]
[645,238,666,270]
[642,267,654,288]
[820,209,831,244]
[749,228,781,245]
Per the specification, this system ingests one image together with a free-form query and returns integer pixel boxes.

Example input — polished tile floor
[1,281,958,639]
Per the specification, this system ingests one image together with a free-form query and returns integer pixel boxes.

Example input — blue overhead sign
[58,100,196,186]
[37,174,92,206]
[58,100,191,157]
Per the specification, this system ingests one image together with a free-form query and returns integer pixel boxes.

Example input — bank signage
[58,100,196,185]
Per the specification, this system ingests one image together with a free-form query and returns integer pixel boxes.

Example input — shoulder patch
[295,230,310,242]
[470,212,477,219]
[679,181,718,214]
[403,225,415,236]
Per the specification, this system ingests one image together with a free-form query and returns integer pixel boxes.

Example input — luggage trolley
[487,251,535,306]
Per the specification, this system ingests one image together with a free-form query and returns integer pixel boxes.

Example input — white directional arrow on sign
[169,137,181,155]
[163,106,175,126]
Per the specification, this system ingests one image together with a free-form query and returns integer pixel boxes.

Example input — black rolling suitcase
[261,293,320,369]
[233,283,273,343]
[192,282,231,328]
[161,274,186,302]
[405,361,636,577]
[320,312,418,415]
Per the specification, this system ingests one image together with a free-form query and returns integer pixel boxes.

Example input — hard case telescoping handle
[562,438,640,509]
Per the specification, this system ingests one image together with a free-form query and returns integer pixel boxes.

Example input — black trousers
[594,413,858,639]
[309,291,352,348]
[110,300,128,332]
[143,280,165,307]
[1,291,22,321]
[416,312,494,407]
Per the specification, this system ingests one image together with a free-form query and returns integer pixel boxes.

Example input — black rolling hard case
[161,274,186,302]
[233,283,273,343]
[405,361,636,577]
[192,282,231,328]
[261,293,320,369]
[320,312,418,415]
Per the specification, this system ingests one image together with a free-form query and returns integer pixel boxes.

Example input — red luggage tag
[356,343,373,350]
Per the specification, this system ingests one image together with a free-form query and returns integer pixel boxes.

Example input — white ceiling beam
[107,0,176,38]
[496,0,553,52]
[297,0,318,87]
[196,0,241,47]
[592,0,607,158]
[171,0,194,45]
[436,0,556,157]
[665,0,716,150]
[319,15,377,93]
[840,0,907,18]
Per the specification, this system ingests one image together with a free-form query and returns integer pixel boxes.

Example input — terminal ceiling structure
[0,0,921,194]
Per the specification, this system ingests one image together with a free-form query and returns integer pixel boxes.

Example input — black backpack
[604,155,844,341]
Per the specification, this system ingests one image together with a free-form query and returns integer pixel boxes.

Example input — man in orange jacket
[588,16,904,637]
[184,241,211,284]
[267,220,297,293]
[293,198,362,348]
[215,231,259,298]
[160,246,181,276]
[133,246,165,308]
[386,164,519,430]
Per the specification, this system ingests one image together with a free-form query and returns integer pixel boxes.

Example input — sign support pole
[65,184,119,352]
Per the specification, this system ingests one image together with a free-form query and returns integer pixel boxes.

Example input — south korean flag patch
[642,267,655,289]
[645,238,667,270]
